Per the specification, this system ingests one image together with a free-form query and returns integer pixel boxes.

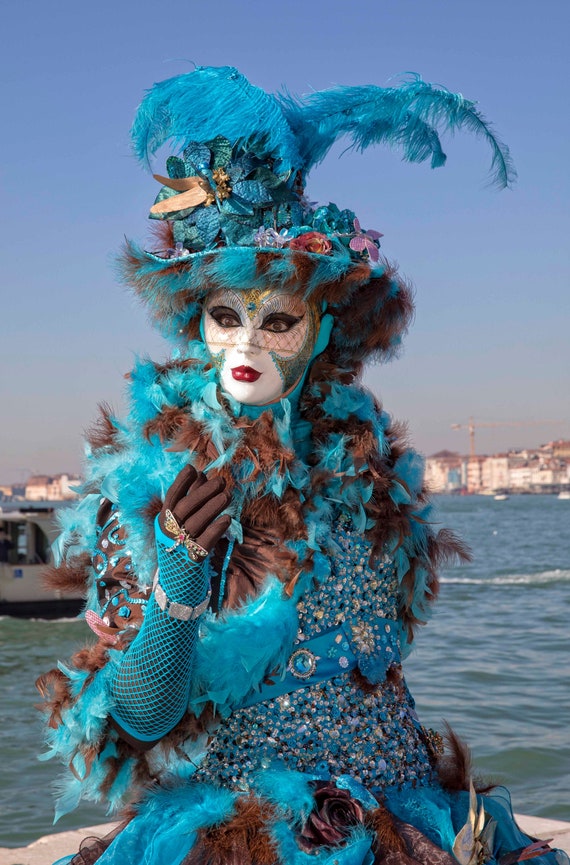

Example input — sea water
[1,495,568,846]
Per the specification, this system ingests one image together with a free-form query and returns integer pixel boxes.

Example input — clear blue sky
[1,0,569,484]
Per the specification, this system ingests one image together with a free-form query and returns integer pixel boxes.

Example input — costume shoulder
[371,418,470,652]
[303,366,470,656]
[46,352,214,596]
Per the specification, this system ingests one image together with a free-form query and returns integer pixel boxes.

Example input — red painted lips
[231,366,261,382]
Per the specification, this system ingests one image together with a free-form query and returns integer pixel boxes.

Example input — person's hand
[159,465,231,557]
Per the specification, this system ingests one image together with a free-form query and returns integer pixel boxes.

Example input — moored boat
[0,504,83,618]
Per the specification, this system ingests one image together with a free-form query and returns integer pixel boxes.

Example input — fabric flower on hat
[311,203,358,239]
[289,231,333,255]
[253,227,291,248]
[149,136,301,252]
[349,217,383,263]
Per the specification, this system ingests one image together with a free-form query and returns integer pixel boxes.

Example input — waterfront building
[424,451,465,492]
[466,456,486,493]
[552,440,570,459]
[481,455,510,492]
[23,473,79,501]
[426,442,569,495]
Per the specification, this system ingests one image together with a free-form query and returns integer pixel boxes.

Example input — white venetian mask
[202,288,320,405]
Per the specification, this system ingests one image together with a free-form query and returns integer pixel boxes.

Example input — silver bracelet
[152,572,211,621]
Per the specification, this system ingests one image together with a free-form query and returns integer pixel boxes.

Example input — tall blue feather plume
[278,74,516,188]
[131,65,301,173]
[131,66,514,190]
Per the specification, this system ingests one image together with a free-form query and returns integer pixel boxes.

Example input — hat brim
[118,241,413,366]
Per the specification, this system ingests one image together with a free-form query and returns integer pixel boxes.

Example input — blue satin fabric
[240,615,400,709]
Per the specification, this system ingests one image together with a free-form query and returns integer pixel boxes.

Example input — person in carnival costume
[38,66,568,865]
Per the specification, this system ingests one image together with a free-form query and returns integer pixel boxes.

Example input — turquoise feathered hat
[120,65,514,362]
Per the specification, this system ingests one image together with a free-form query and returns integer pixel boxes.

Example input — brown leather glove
[158,464,232,557]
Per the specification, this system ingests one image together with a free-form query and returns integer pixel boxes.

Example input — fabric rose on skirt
[297,782,365,851]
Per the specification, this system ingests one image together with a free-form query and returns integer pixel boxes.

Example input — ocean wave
[441,568,570,586]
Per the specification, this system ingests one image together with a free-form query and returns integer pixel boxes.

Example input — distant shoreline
[433,489,570,496]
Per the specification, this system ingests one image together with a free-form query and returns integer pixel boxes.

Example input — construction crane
[450,417,564,458]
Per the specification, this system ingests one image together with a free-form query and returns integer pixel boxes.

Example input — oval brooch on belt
[288,647,319,679]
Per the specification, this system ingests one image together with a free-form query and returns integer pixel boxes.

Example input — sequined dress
[195,516,435,793]
[64,512,567,865]
[47,469,568,865]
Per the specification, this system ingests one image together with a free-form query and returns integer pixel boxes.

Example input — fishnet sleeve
[109,518,210,746]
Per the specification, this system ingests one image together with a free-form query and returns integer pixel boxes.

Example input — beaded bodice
[195,516,436,791]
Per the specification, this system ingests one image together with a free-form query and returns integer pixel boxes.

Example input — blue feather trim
[45,355,447,812]
[190,577,299,716]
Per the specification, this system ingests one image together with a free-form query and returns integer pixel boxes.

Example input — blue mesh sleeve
[109,517,210,744]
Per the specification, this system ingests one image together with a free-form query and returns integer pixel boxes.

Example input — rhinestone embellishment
[288,648,318,679]
[194,520,435,793]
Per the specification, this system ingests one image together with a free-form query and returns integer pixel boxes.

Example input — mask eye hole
[208,306,242,328]
[261,313,303,334]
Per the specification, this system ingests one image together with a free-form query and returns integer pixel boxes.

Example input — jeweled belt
[240,617,400,709]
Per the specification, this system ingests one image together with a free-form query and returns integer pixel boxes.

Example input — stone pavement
[0,824,117,865]
[1,814,569,865]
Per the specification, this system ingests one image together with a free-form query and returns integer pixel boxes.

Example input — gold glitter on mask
[270,302,319,392]
[240,288,276,320]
